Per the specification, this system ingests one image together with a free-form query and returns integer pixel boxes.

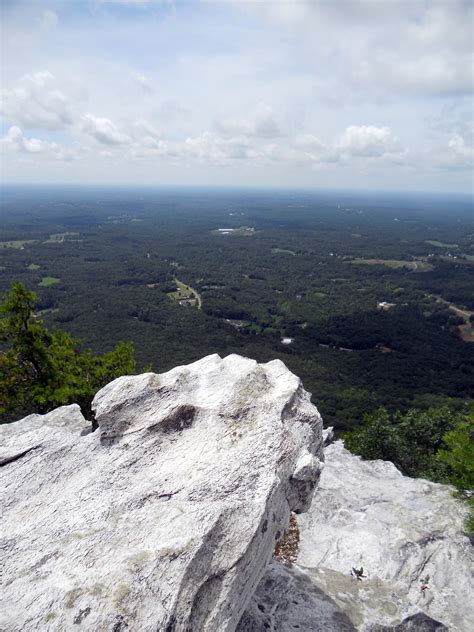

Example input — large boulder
[296,441,472,631]
[0,354,323,631]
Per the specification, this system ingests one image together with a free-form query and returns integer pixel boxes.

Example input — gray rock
[0,354,323,632]
[296,441,473,631]
[369,612,448,631]
[238,561,356,631]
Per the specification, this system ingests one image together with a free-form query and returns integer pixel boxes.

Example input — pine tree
[0,283,136,423]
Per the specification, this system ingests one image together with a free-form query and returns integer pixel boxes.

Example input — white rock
[296,441,473,631]
[0,354,323,631]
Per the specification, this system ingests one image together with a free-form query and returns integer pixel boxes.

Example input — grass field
[271,248,296,256]
[27,263,41,270]
[0,240,37,249]
[45,232,80,243]
[439,255,474,266]
[38,276,61,286]
[425,240,459,248]
[350,258,432,271]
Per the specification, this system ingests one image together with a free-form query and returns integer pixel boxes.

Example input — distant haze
[1,0,473,193]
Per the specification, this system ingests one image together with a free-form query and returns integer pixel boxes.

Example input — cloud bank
[1,0,472,191]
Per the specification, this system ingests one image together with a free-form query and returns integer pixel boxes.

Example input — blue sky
[1,0,473,192]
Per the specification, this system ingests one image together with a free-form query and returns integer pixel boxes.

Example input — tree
[437,421,474,491]
[344,404,471,480]
[0,283,136,423]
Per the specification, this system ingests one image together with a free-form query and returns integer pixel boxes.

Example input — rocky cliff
[1,354,471,631]
[0,354,324,631]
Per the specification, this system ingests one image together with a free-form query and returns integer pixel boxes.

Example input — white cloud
[1,0,472,190]
[242,0,473,98]
[81,114,130,145]
[184,132,256,165]
[0,126,81,161]
[433,134,474,170]
[336,126,402,158]
[1,126,45,153]
[293,135,339,164]
[216,103,281,139]
[1,72,74,130]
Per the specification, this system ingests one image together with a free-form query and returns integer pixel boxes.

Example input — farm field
[350,258,433,271]
[0,240,37,249]
[425,240,459,248]
[39,276,61,287]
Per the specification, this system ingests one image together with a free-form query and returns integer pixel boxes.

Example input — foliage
[0,283,136,422]
[344,405,472,480]
[437,421,474,491]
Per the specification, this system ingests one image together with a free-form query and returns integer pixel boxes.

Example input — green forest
[1,187,472,431]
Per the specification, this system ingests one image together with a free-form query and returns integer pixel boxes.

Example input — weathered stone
[368,612,448,631]
[238,561,356,632]
[0,354,323,631]
[296,441,473,631]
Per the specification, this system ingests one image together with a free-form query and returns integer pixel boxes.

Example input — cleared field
[27,263,41,270]
[39,276,61,286]
[45,232,80,243]
[459,323,474,343]
[350,258,432,271]
[439,255,474,266]
[167,279,202,308]
[212,226,255,236]
[272,248,296,256]
[425,240,459,248]
[0,240,37,249]
[427,294,474,343]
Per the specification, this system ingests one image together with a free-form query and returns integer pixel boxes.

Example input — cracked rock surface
[0,354,323,631]
[296,441,473,631]
[237,561,356,631]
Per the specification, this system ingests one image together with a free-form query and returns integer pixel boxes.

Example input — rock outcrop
[296,441,472,631]
[237,561,356,632]
[0,354,323,631]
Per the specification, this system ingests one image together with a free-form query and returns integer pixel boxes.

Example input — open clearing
[272,248,296,256]
[427,294,474,343]
[0,240,37,249]
[350,258,433,271]
[45,232,80,243]
[39,276,61,287]
[439,255,474,266]
[167,279,202,308]
[425,240,459,249]
[212,226,255,236]
[27,263,41,270]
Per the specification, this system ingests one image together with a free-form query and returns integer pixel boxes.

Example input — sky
[1,0,473,193]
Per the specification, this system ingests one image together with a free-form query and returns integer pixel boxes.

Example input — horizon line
[1,182,473,198]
